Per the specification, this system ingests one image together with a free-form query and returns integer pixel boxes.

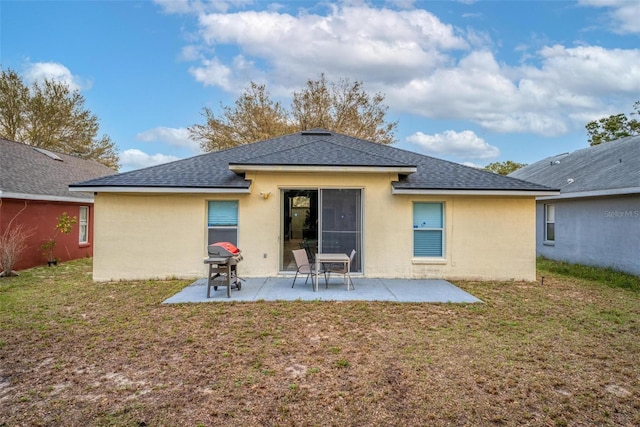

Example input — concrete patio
[163,276,482,304]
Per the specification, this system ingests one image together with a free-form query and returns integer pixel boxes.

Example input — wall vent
[301,131,332,136]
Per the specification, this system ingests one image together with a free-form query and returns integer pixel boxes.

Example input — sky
[1,0,639,172]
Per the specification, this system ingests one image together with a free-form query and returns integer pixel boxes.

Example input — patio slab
[162,277,482,304]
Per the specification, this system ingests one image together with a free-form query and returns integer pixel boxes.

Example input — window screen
[413,202,444,257]
[208,201,238,246]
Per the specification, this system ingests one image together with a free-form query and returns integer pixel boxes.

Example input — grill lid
[208,242,240,257]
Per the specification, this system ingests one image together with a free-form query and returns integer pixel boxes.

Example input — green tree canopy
[484,160,527,175]
[586,101,640,146]
[0,68,119,170]
[190,74,397,152]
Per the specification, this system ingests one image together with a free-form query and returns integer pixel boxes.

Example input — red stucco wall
[0,198,94,271]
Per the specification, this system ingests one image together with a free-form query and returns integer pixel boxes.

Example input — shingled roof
[71,129,555,194]
[510,135,640,197]
[0,138,116,202]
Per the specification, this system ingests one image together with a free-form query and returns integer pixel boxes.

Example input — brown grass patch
[1,259,638,426]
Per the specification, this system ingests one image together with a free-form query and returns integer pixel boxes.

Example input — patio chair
[326,249,356,290]
[292,249,327,288]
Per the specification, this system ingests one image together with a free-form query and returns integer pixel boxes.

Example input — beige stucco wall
[92,171,536,282]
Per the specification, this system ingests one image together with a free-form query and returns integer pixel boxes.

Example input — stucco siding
[93,194,210,281]
[536,195,640,275]
[92,172,538,281]
[403,197,536,281]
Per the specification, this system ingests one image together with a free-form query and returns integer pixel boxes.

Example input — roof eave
[229,164,417,174]
[69,186,251,194]
[0,190,94,203]
[391,188,560,197]
[537,187,640,200]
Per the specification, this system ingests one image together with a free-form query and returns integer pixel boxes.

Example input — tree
[0,68,29,141]
[40,212,77,265]
[0,68,119,170]
[291,75,396,144]
[190,74,397,152]
[189,82,294,152]
[484,160,527,175]
[586,101,640,146]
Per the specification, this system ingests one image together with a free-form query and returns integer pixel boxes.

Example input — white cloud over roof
[120,148,181,171]
[407,130,500,160]
[166,3,640,142]
[136,127,200,153]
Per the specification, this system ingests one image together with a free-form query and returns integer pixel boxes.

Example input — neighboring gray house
[510,135,640,276]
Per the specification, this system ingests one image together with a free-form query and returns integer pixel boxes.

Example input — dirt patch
[1,260,639,426]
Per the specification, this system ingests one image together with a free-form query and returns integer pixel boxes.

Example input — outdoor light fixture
[259,191,271,199]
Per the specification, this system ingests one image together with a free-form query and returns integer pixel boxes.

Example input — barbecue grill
[204,242,243,297]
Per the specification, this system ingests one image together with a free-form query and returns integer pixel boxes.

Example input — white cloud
[461,161,483,168]
[179,45,202,61]
[136,127,200,153]
[407,130,500,160]
[154,0,194,14]
[161,3,640,138]
[391,45,640,136]
[23,62,89,91]
[191,5,467,91]
[580,0,640,34]
[530,45,640,96]
[120,149,181,171]
[189,57,234,90]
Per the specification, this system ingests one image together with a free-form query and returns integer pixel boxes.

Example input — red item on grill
[208,242,240,257]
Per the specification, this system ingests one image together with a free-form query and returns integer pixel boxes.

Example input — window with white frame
[207,201,238,246]
[544,204,555,242]
[79,206,89,244]
[413,202,444,257]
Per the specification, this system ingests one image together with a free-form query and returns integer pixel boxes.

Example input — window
[545,204,555,242]
[413,202,444,257]
[207,201,238,246]
[79,206,89,244]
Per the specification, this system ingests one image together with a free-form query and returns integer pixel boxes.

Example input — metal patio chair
[292,249,326,288]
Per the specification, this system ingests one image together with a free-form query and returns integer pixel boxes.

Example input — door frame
[279,187,363,273]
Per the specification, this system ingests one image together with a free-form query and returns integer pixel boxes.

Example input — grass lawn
[1,258,639,426]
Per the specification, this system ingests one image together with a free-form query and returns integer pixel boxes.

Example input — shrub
[0,223,33,277]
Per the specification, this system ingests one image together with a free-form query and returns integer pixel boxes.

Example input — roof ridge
[233,137,318,163]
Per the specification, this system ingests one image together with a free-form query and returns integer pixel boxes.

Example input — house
[0,138,116,271]
[510,135,640,276]
[70,129,556,282]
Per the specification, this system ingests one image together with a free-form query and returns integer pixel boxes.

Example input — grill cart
[204,242,243,298]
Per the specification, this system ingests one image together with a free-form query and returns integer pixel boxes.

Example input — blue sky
[2,0,639,171]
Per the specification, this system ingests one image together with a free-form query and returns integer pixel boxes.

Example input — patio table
[314,253,351,292]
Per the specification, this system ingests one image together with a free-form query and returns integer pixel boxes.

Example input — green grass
[537,257,640,291]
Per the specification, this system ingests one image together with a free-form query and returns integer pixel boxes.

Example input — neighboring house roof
[510,135,640,199]
[71,129,555,195]
[0,137,117,203]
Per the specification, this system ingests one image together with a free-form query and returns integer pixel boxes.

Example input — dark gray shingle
[0,138,117,200]
[510,135,640,194]
[71,129,553,192]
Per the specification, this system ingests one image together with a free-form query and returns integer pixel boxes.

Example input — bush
[0,223,33,277]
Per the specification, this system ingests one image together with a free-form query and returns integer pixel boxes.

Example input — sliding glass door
[319,189,361,272]
[281,188,362,272]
